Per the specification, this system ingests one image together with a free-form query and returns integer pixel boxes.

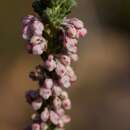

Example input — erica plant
[22,0,87,130]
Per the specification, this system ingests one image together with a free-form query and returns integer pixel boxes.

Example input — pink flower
[68,18,84,29]
[30,36,47,46]
[68,52,79,61]
[53,85,62,96]
[32,44,44,55]
[22,17,44,40]
[66,66,77,82]
[32,100,42,110]
[56,108,65,117]
[62,99,71,110]
[22,25,32,40]
[59,75,71,88]
[30,36,47,55]
[45,55,56,71]
[32,123,40,130]
[76,28,87,39]
[22,15,36,27]
[66,24,77,38]
[50,111,60,125]
[55,61,66,77]
[53,97,62,109]
[40,88,52,99]
[44,78,53,89]
[60,55,71,66]
[64,37,78,53]
[41,108,50,122]
[32,20,44,36]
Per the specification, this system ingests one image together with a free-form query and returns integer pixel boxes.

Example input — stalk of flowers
[22,0,87,130]
[22,15,47,55]
[61,18,87,61]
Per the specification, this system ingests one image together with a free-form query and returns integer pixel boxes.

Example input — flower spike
[22,0,87,130]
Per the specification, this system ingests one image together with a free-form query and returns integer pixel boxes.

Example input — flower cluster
[22,0,87,130]
[26,83,71,130]
[61,18,87,61]
[22,15,87,130]
[22,15,47,55]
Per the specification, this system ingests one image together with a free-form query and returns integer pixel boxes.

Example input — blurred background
[0,0,129,130]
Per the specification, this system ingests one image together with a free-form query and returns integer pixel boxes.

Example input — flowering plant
[22,0,87,130]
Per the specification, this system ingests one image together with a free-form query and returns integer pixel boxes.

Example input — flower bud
[60,91,68,100]
[68,52,78,62]
[66,66,77,82]
[53,86,62,96]
[32,44,44,55]
[45,55,56,71]
[60,55,71,66]
[44,78,53,89]
[53,97,62,109]
[55,61,66,77]
[32,20,44,35]
[22,25,32,40]
[76,28,87,39]
[32,98,42,110]
[64,37,78,53]
[69,18,84,29]
[41,108,50,122]
[40,88,52,99]
[30,36,47,46]
[66,24,77,38]
[56,108,65,117]
[50,111,60,125]
[30,36,47,55]
[22,16,44,41]
[62,99,71,110]
[59,75,71,88]
[22,15,36,27]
